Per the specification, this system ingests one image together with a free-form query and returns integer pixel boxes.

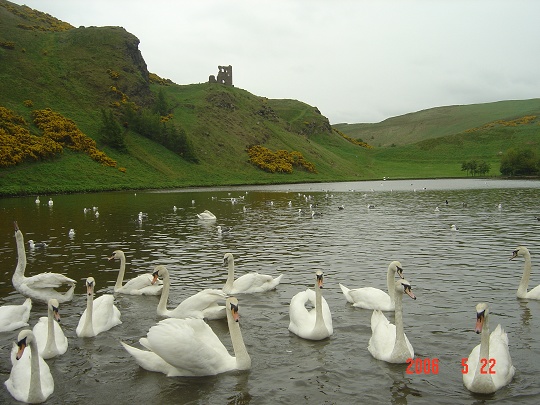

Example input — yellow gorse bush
[0,107,62,167]
[32,108,117,167]
[332,128,373,149]
[246,145,317,174]
[465,115,538,133]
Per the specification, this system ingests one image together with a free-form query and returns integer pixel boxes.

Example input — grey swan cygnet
[368,279,416,363]
[5,329,54,403]
[462,303,515,394]
[121,296,251,376]
[510,246,540,299]
[12,221,76,304]
[222,253,283,294]
[339,260,404,311]
[109,250,163,295]
[152,265,226,320]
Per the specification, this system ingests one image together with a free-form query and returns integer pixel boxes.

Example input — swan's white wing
[117,274,163,295]
[143,318,233,376]
[288,289,316,335]
[121,341,181,377]
[91,294,122,335]
[23,272,76,288]
[339,283,354,303]
[33,316,68,358]
[347,287,393,311]
[368,310,396,361]
[489,325,515,388]
[525,283,540,299]
[173,289,226,319]
[462,342,480,389]
[0,298,31,332]
[233,273,282,293]
[320,295,333,334]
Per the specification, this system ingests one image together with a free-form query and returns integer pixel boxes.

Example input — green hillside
[0,0,539,197]
[334,99,540,147]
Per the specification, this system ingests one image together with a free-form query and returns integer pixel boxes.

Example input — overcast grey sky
[10,0,540,124]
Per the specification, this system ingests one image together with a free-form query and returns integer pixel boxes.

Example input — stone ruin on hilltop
[209,65,233,86]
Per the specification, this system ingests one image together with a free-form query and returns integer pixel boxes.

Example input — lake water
[1,178,540,404]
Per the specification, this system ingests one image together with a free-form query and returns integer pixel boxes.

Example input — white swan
[32,298,68,359]
[76,277,122,337]
[109,250,163,296]
[288,270,333,340]
[197,210,216,220]
[153,265,226,320]
[223,252,283,294]
[510,246,540,299]
[4,329,54,403]
[463,303,515,394]
[368,279,416,363]
[12,221,76,304]
[121,296,251,376]
[339,260,404,311]
[0,298,32,333]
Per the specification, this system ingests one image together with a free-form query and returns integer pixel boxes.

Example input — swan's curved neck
[478,313,490,364]
[157,271,170,315]
[517,251,532,298]
[81,291,94,336]
[14,231,26,278]
[114,254,127,290]
[224,258,235,291]
[44,307,57,354]
[313,282,327,336]
[386,267,395,302]
[28,338,45,403]
[390,291,410,360]
[227,308,251,370]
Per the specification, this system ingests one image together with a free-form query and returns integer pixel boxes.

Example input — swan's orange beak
[396,267,404,279]
[86,282,94,296]
[53,307,61,323]
[317,274,324,289]
[14,221,19,231]
[405,288,416,300]
[509,250,519,260]
[230,303,240,322]
[16,338,27,361]
[151,273,159,285]
[475,311,485,334]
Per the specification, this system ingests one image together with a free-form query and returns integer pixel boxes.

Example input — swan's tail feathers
[493,324,510,345]
[22,297,32,309]
[339,284,352,302]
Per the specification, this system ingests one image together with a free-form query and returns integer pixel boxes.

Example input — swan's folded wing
[348,287,393,310]
[368,310,397,360]
[177,289,226,312]
[339,283,353,303]
[92,295,121,333]
[490,325,515,385]
[24,272,76,288]
[289,289,316,333]
[121,341,180,376]
[145,318,231,376]
[234,273,282,293]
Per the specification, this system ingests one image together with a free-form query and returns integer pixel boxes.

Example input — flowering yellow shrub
[246,145,317,174]
[465,115,538,133]
[23,100,33,108]
[332,128,373,149]
[32,108,117,167]
[0,107,62,167]
[2,4,74,32]
[107,69,120,80]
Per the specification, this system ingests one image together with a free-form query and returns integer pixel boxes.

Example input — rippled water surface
[1,179,540,404]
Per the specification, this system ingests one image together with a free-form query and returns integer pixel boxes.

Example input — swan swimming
[339,260,404,311]
[152,265,226,320]
[12,221,76,304]
[32,298,68,359]
[0,298,32,333]
[462,303,515,394]
[5,329,54,403]
[222,252,283,294]
[288,270,333,340]
[368,279,416,363]
[121,296,251,376]
[109,250,163,295]
[197,210,216,220]
[76,277,122,337]
[510,246,540,299]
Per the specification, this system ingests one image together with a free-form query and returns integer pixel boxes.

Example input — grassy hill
[1,0,539,197]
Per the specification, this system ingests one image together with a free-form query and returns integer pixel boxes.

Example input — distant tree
[461,159,490,176]
[500,148,540,176]
[477,160,491,176]
[153,89,169,116]
[99,109,126,151]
